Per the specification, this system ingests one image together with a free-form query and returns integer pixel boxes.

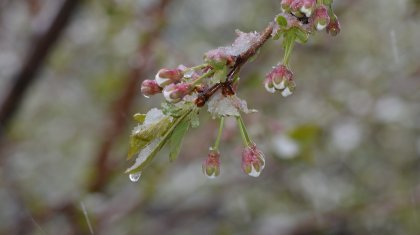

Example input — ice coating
[132,108,169,136]
[126,137,162,173]
[207,91,257,118]
[205,30,261,61]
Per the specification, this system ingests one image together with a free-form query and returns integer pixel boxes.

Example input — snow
[207,91,257,118]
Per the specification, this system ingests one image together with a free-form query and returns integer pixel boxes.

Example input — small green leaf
[127,137,148,160]
[213,66,228,83]
[133,113,146,123]
[126,109,193,174]
[276,15,288,28]
[293,28,309,44]
[127,117,172,159]
[169,117,190,161]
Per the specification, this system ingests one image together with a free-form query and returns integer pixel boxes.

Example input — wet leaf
[169,117,190,161]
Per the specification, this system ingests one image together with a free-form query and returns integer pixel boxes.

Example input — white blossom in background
[271,135,299,159]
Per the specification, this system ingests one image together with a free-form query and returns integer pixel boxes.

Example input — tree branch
[195,22,274,107]
[0,0,81,140]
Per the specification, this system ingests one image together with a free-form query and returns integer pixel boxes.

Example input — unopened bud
[264,76,276,93]
[155,68,183,87]
[241,144,265,177]
[281,0,294,12]
[300,0,316,17]
[163,83,192,103]
[313,6,330,31]
[264,64,295,96]
[141,80,162,97]
[202,149,221,179]
[326,15,341,36]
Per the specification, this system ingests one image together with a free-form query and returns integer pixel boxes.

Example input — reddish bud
[313,6,330,31]
[326,15,341,36]
[300,0,316,17]
[281,0,294,12]
[265,64,295,96]
[241,144,265,177]
[141,80,162,97]
[155,68,183,87]
[163,83,192,103]
[202,149,221,179]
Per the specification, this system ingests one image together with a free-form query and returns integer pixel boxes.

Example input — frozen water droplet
[129,172,142,182]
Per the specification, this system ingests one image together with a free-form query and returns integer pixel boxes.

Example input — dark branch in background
[195,22,274,107]
[3,0,172,233]
[0,0,81,141]
[88,0,172,192]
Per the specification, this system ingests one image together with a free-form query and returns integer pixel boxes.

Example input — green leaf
[133,113,146,123]
[127,137,149,160]
[127,117,172,159]
[162,102,185,117]
[276,15,288,28]
[169,117,190,161]
[126,109,193,174]
[213,66,228,83]
[294,28,309,44]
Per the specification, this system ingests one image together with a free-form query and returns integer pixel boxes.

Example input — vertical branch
[0,0,81,140]
[88,0,173,192]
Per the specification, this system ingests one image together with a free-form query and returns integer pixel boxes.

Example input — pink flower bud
[163,83,192,103]
[300,0,316,17]
[202,149,221,179]
[290,0,304,17]
[264,76,276,93]
[326,15,341,36]
[155,68,183,87]
[313,6,330,31]
[281,0,294,12]
[241,144,265,177]
[141,80,162,97]
[265,64,295,96]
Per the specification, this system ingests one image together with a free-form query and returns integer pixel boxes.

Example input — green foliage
[126,102,200,174]
[169,116,191,161]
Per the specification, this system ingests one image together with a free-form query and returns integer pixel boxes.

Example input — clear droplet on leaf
[129,172,142,182]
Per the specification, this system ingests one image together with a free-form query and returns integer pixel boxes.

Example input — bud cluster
[127,1,341,180]
[279,0,340,35]
[264,64,295,97]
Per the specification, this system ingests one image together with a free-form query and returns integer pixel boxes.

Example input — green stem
[236,115,252,147]
[212,117,224,150]
[185,63,208,73]
[283,34,296,66]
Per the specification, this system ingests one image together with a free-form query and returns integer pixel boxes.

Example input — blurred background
[0,0,419,234]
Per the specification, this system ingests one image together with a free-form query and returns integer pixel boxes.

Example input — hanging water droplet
[129,172,142,182]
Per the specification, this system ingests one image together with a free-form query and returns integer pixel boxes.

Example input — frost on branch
[127,0,341,180]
